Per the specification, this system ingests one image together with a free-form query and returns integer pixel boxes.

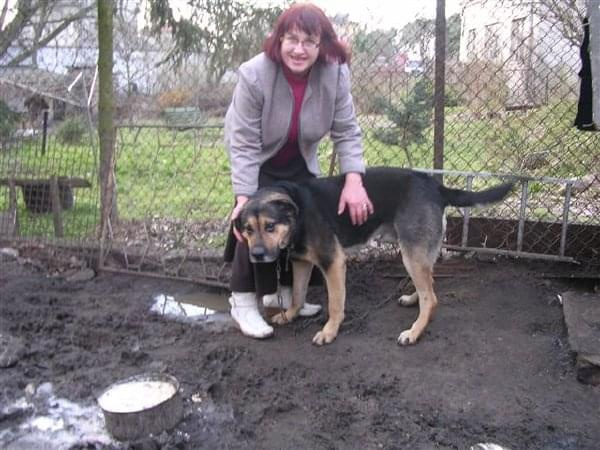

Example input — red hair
[263,3,349,64]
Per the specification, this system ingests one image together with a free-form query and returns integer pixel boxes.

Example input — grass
[114,125,231,221]
[1,99,598,244]
[0,136,99,239]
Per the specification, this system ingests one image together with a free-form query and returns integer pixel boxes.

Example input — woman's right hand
[231,195,249,242]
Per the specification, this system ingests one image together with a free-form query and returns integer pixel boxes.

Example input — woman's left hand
[337,172,374,225]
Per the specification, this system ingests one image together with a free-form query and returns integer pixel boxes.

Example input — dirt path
[1,254,599,449]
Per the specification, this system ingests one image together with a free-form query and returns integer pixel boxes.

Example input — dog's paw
[398,292,418,307]
[312,329,337,346]
[397,329,417,346]
[270,312,292,326]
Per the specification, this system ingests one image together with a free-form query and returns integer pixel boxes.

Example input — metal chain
[275,253,289,323]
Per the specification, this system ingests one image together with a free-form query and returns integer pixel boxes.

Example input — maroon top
[267,65,309,167]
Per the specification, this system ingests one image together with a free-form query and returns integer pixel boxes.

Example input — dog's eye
[264,223,276,232]
[244,225,253,235]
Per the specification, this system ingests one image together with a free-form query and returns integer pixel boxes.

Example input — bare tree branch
[1,1,95,67]
[147,0,281,86]
[0,0,11,31]
[534,0,585,47]
[0,0,37,56]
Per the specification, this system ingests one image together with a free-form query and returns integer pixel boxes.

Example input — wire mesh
[1,0,598,276]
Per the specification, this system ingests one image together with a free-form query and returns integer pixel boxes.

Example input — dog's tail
[440,182,514,208]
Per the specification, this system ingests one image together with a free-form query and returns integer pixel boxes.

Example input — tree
[97,0,117,240]
[147,0,283,86]
[0,0,95,67]
[399,18,434,62]
[111,1,166,101]
[398,13,461,61]
[373,79,434,167]
[536,0,585,48]
[352,27,399,60]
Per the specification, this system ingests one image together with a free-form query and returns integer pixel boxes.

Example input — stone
[561,291,600,385]
[0,334,26,368]
[0,247,19,260]
[65,268,95,283]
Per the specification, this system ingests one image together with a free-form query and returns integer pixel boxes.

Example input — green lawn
[114,125,231,221]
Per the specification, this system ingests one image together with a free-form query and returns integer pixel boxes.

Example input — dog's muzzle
[249,245,279,263]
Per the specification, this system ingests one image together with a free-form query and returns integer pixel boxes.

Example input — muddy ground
[1,251,599,449]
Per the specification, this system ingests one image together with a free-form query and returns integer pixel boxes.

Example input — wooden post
[41,110,49,155]
[8,178,19,237]
[433,0,446,183]
[49,176,64,238]
[590,0,600,127]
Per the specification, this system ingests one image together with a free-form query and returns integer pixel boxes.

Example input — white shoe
[262,286,322,317]
[229,292,273,339]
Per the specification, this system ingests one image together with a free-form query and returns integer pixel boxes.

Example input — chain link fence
[1,0,598,280]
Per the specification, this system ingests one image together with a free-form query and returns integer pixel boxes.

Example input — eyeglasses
[281,35,320,51]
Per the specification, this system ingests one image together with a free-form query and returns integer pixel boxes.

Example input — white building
[458,0,583,108]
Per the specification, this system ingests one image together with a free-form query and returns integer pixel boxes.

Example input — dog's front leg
[313,247,346,346]
[271,260,312,326]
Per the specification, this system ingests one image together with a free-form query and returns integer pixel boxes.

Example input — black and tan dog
[236,167,513,346]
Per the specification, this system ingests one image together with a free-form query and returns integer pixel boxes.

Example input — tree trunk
[97,0,117,242]
[433,0,446,183]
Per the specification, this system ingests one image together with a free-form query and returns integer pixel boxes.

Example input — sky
[285,0,463,30]
[1,0,463,32]
[166,0,463,31]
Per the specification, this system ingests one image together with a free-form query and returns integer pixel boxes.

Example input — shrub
[372,127,399,145]
[196,84,234,115]
[374,78,433,148]
[444,85,462,107]
[56,117,86,145]
[157,89,191,109]
[456,60,508,113]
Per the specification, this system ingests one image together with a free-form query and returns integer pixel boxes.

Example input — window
[485,22,501,62]
[467,28,477,59]
[511,18,528,63]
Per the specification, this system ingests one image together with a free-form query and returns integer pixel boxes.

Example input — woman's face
[280,28,320,76]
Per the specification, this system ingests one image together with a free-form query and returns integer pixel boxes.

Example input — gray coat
[224,53,365,196]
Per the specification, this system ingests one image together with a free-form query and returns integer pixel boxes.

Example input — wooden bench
[0,177,92,238]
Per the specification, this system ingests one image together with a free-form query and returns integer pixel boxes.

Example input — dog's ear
[233,215,243,233]
[270,196,298,250]
[233,202,248,234]
[271,197,298,222]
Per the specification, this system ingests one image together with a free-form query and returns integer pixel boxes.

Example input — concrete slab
[561,291,600,385]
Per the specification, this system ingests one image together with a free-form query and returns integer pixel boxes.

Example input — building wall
[458,0,581,108]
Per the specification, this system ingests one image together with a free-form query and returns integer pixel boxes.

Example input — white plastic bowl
[97,373,183,440]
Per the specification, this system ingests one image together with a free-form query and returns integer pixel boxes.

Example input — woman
[224,2,373,339]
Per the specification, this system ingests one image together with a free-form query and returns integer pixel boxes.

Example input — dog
[235,167,513,346]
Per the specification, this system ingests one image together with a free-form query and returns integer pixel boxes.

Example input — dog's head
[235,190,298,263]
